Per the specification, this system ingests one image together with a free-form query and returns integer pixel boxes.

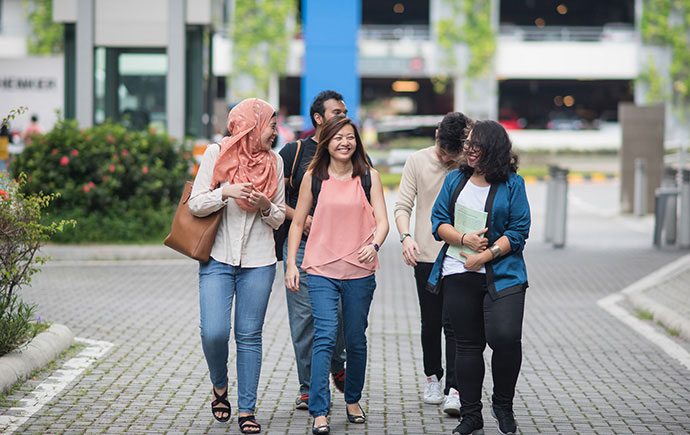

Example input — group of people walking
[188,90,531,435]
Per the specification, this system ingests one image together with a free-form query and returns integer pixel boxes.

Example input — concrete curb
[623,253,690,341]
[0,323,75,394]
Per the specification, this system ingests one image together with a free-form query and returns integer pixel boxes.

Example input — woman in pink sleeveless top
[285,116,388,434]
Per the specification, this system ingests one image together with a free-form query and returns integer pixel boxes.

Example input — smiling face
[327,124,356,163]
[260,115,278,150]
[463,131,482,168]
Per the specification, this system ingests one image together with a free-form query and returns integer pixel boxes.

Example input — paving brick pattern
[2,182,690,434]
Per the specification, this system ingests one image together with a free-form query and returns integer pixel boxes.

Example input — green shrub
[11,119,195,242]
[0,171,70,356]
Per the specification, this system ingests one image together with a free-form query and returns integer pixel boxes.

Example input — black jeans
[414,262,456,394]
[442,272,525,418]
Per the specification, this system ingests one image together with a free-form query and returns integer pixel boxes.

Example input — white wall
[0,56,64,132]
[496,38,638,79]
[0,0,28,57]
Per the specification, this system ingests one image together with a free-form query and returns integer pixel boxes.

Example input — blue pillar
[301,1,360,129]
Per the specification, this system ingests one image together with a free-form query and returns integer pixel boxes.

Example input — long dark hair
[459,120,518,183]
[308,115,369,180]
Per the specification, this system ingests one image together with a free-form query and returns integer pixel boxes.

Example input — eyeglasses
[463,142,481,155]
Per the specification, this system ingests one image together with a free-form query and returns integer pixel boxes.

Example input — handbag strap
[288,139,302,190]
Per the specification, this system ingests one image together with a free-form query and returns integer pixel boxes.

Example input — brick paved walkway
[2,181,690,434]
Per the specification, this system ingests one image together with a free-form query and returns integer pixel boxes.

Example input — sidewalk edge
[0,324,75,394]
[622,253,690,342]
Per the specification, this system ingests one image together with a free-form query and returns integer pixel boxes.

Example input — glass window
[93,48,167,131]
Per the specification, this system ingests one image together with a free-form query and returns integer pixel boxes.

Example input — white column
[76,0,94,127]
[167,0,185,139]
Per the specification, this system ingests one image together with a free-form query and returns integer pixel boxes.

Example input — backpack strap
[288,139,302,190]
[311,174,323,211]
[361,167,372,203]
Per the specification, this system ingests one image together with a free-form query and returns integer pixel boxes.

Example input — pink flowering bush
[0,171,73,355]
[11,119,195,242]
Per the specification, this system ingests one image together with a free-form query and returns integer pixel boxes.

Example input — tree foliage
[23,0,64,55]
[640,0,690,111]
[231,0,296,100]
[435,0,496,92]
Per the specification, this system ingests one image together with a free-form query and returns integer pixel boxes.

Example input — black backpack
[311,167,372,211]
[274,140,303,261]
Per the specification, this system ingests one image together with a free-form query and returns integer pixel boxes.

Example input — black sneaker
[331,369,345,393]
[491,406,517,435]
[452,414,484,435]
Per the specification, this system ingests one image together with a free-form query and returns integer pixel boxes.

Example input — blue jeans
[306,273,376,417]
[199,258,275,414]
[283,239,346,395]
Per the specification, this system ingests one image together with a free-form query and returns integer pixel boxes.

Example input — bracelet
[368,242,380,252]
[461,233,466,246]
[489,244,501,259]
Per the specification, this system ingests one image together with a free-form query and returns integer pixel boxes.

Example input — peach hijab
[211,98,278,212]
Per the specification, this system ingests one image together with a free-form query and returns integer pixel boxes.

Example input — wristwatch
[400,233,411,243]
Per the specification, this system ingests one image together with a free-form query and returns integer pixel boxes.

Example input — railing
[359,25,430,41]
[500,24,634,42]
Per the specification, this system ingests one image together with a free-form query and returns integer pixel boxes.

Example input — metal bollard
[663,167,678,245]
[653,186,679,247]
[552,167,569,248]
[680,169,690,249]
[544,165,558,243]
[634,158,647,216]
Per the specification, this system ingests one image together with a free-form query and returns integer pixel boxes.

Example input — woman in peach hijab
[285,115,388,434]
[189,98,285,434]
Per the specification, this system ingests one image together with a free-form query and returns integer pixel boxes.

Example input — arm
[357,169,389,264]
[394,157,420,266]
[502,176,531,254]
[284,181,314,236]
[284,171,314,292]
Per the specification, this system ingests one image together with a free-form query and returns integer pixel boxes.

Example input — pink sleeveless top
[301,174,379,279]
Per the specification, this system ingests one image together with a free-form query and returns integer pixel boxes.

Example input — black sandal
[238,415,261,434]
[211,388,231,422]
[346,403,366,424]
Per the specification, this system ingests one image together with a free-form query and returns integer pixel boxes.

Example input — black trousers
[442,272,525,417]
[414,262,456,394]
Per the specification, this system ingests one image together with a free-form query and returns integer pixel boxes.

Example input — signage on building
[0,57,64,133]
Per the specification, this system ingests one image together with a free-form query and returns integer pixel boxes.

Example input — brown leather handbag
[164,181,223,262]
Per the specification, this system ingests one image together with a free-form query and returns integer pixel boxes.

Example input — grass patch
[379,172,402,188]
[637,309,654,321]
[0,341,86,406]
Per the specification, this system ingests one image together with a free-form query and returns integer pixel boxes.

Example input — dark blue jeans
[283,239,346,395]
[306,273,376,418]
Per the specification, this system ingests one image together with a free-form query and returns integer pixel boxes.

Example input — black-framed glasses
[463,142,481,155]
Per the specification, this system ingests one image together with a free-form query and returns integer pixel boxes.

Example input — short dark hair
[460,120,518,183]
[31,115,38,122]
[308,115,369,180]
[310,90,344,128]
[437,112,471,154]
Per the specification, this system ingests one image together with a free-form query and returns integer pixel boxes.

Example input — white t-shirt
[442,179,491,277]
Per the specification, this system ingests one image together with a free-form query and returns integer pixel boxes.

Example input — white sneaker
[442,387,461,416]
[423,375,444,404]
